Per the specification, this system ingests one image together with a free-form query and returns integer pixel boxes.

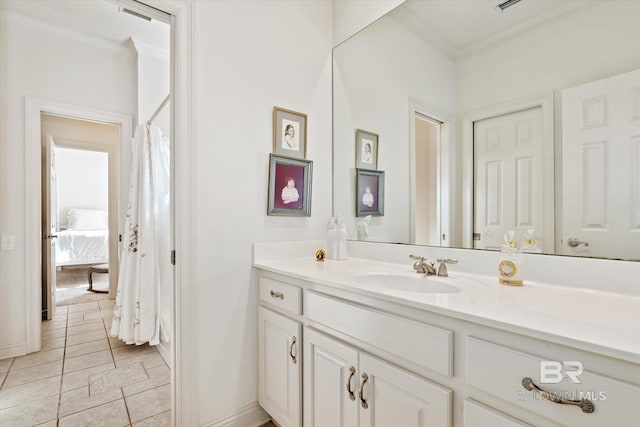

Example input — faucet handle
[436,258,458,277]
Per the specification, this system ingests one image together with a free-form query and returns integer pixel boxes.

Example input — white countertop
[254,256,640,364]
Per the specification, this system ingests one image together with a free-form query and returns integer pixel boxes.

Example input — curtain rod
[147,94,170,125]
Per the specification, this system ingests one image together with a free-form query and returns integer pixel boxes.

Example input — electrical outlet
[1,235,15,251]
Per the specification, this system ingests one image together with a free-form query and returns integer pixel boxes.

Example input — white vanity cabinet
[257,275,303,427]
[303,326,452,427]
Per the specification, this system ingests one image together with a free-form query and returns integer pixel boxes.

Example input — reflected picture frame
[273,106,307,159]
[268,154,312,216]
[355,129,378,169]
[356,168,384,217]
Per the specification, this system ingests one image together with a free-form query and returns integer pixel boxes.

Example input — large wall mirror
[333,0,640,261]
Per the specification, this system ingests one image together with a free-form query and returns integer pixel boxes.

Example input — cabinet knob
[346,366,356,401]
[359,373,369,409]
[522,377,594,413]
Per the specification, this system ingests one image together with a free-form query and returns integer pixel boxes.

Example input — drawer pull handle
[346,366,356,401]
[522,377,594,414]
[359,373,369,409]
[289,336,297,364]
[270,290,284,300]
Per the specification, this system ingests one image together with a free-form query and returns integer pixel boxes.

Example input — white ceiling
[391,0,598,59]
[0,0,170,53]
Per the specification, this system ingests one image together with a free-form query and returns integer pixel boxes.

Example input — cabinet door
[304,327,359,427]
[358,353,452,427]
[258,307,301,427]
[464,399,533,427]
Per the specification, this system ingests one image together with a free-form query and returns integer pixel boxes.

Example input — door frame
[408,97,452,246]
[25,1,197,425]
[461,91,555,251]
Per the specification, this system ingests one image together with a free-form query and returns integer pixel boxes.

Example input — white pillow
[67,209,108,230]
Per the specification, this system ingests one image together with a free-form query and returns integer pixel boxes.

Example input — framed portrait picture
[356,168,384,217]
[273,106,307,159]
[355,129,378,169]
[268,154,312,216]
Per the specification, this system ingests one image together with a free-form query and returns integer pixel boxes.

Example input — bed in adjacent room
[55,208,109,266]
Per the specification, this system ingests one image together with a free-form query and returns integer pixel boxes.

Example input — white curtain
[111,124,170,346]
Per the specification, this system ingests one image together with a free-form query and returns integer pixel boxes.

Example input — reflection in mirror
[333,0,640,261]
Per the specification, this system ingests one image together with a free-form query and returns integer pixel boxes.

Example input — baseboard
[0,342,27,360]
[157,341,171,367]
[203,402,270,427]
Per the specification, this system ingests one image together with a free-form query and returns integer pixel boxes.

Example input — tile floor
[0,300,171,427]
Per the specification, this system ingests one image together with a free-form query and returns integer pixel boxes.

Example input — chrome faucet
[409,255,436,275]
[436,258,458,277]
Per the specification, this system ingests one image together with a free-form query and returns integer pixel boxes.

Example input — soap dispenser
[498,230,523,286]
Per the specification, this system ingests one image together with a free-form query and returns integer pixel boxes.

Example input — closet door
[304,327,359,427]
[258,307,301,427]
[358,353,452,427]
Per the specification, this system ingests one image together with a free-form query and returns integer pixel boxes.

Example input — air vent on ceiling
[496,0,524,12]
[119,7,152,22]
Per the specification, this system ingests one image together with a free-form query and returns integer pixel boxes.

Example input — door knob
[567,237,589,248]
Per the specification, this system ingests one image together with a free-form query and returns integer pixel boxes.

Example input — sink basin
[353,272,461,294]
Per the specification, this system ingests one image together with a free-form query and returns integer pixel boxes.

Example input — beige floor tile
[67,321,105,337]
[65,339,110,359]
[0,371,6,387]
[42,319,67,331]
[0,375,61,410]
[133,410,171,427]
[67,311,85,321]
[2,360,63,389]
[34,420,58,427]
[68,301,100,313]
[123,365,170,396]
[42,336,66,351]
[83,310,114,322]
[52,312,68,321]
[67,315,103,327]
[115,351,166,370]
[99,299,116,310]
[11,348,64,370]
[62,362,115,393]
[0,358,13,373]
[42,327,66,340]
[108,337,127,349]
[103,318,113,329]
[111,344,157,361]
[64,350,113,374]
[66,329,107,347]
[59,396,129,426]
[125,384,171,422]
[59,385,122,418]
[0,395,58,426]
[89,362,148,395]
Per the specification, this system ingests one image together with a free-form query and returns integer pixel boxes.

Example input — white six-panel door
[303,327,359,427]
[258,307,301,427]
[561,68,640,259]
[474,108,544,250]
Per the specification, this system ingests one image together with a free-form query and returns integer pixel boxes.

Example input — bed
[55,208,109,266]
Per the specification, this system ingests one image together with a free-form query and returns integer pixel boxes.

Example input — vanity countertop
[254,256,640,364]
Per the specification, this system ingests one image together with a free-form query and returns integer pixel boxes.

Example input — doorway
[41,114,119,319]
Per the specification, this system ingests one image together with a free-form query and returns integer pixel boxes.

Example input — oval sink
[353,272,461,294]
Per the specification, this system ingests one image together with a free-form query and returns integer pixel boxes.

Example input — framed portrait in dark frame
[356,168,384,217]
[355,129,378,169]
[273,106,307,159]
[268,154,312,216]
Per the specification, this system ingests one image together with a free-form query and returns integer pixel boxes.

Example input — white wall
[133,39,170,135]
[333,13,456,244]
[0,12,135,357]
[333,0,404,46]
[56,148,109,226]
[192,1,333,424]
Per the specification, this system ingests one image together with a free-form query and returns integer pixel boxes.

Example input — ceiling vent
[119,7,152,22]
[496,0,524,12]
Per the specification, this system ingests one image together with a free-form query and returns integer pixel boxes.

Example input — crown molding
[1,10,135,59]
[130,37,170,61]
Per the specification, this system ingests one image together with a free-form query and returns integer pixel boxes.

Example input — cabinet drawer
[464,399,532,427]
[305,291,453,377]
[466,337,640,427]
[259,276,301,315]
